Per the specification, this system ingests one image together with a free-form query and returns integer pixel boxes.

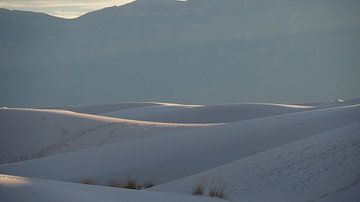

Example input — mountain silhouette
[0,0,359,106]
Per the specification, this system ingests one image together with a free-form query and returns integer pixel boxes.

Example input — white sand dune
[1,104,359,188]
[151,122,360,202]
[0,102,311,164]
[0,174,227,202]
[104,103,312,123]
[58,102,200,115]
[0,108,210,164]
[102,103,199,120]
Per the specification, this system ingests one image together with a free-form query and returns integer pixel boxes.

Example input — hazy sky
[0,0,135,18]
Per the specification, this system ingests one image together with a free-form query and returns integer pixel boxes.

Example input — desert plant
[209,186,225,199]
[81,178,95,185]
[192,184,204,195]
[123,178,139,189]
[107,178,155,190]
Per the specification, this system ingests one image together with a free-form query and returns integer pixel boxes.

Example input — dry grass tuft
[107,177,155,190]
[209,186,225,199]
[192,184,204,195]
[123,178,139,189]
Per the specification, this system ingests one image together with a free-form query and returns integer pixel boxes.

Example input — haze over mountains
[1,0,360,107]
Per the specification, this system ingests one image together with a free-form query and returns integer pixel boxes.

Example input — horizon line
[0,0,136,19]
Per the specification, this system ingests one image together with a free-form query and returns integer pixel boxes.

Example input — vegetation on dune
[192,184,204,195]
[192,180,226,199]
[209,185,225,199]
[106,177,154,189]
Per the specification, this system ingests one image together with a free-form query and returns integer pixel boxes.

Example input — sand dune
[58,102,199,115]
[104,103,312,123]
[1,101,359,201]
[151,122,360,202]
[0,174,227,202]
[1,104,359,187]
[0,107,209,164]
[0,102,310,164]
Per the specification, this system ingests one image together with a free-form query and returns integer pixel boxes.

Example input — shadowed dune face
[0,107,212,164]
[56,102,162,114]
[104,103,313,123]
[150,122,360,201]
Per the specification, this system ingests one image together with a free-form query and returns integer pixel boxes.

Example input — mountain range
[1,0,359,107]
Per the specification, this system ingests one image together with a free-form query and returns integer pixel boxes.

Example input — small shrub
[124,178,139,189]
[107,178,155,190]
[209,186,225,199]
[81,178,95,185]
[192,184,204,195]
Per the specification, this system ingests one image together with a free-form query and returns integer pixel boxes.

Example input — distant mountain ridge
[0,0,359,107]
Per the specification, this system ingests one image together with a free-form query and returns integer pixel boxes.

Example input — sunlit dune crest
[1,107,216,127]
[0,175,30,187]
[156,102,203,107]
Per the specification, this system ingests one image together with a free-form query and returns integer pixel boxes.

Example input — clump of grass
[107,177,155,190]
[123,177,139,189]
[81,178,95,185]
[209,186,225,199]
[192,184,204,195]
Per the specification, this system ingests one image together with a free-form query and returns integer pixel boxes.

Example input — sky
[0,0,135,18]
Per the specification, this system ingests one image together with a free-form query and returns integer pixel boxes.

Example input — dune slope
[151,123,360,202]
[1,104,359,187]
[0,108,208,164]
[0,174,227,202]
[58,102,199,115]
[105,103,312,123]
